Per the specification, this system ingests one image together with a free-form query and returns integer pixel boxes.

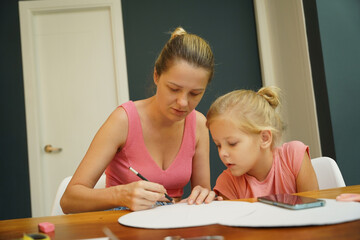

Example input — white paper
[220,199,360,227]
[118,201,256,229]
[118,199,360,229]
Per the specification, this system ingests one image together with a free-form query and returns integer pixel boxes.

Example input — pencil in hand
[129,166,174,202]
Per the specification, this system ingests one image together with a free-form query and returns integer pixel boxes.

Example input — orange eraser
[38,222,55,233]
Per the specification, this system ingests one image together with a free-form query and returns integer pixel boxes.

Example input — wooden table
[1,185,360,240]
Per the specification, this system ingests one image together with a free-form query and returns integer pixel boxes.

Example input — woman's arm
[61,107,167,213]
[184,111,217,204]
[296,152,319,193]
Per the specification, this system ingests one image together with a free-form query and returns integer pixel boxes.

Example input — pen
[129,166,174,202]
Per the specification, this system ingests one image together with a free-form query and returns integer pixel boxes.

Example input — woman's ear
[153,68,159,85]
[260,130,272,149]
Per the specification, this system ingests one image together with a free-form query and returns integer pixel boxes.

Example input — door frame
[19,0,128,217]
[253,0,322,158]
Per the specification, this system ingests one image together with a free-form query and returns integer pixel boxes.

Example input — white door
[19,0,129,217]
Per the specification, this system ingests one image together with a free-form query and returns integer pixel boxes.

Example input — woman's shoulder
[193,110,208,145]
[116,100,145,121]
[194,110,206,124]
[93,103,129,149]
[194,110,208,133]
[113,102,129,118]
[107,103,129,129]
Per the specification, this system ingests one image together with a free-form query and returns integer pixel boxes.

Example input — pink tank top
[105,101,196,197]
[213,141,309,199]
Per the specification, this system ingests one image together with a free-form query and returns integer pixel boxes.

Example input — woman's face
[154,59,209,121]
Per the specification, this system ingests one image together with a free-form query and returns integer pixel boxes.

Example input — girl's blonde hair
[155,27,215,83]
[206,86,284,148]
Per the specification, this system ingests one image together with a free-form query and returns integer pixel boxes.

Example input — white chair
[311,157,346,190]
[51,174,106,216]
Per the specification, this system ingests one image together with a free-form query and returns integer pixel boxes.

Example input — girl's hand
[116,180,168,211]
[180,185,223,205]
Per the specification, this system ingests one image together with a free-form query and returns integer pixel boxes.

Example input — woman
[61,27,217,213]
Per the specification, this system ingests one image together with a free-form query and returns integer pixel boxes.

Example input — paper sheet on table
[118,199,360,229]
[118,201,255,228]
[221,199,360,227]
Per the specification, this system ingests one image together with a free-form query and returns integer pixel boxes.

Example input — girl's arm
[296,153,319,193]
[60,107,167,213]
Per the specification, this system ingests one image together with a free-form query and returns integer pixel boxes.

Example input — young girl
[206,86,319,199]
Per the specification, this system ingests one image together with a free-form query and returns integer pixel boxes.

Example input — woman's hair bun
[170,27,187,40]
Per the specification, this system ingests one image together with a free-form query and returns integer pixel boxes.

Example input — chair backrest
[311,157,346,190]
[51,174,106,216]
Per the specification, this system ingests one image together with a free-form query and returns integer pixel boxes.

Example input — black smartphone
[257,193,326,210]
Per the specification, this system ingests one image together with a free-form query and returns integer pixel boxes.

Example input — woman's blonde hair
[206,86,284,148]
[155,27,214,83]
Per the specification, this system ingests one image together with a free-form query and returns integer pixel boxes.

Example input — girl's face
[209,117,262,177]
[154,60,209,121]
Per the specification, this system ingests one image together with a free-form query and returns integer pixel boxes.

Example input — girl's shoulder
[280,141,308,151]
[275,141,309,160]
[275,141,309,174]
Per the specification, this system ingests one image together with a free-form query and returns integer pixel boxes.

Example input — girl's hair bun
[257,86,281,109]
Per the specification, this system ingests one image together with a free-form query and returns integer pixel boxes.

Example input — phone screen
[257,194,326,210]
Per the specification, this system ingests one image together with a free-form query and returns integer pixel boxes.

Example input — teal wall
[0,0,32,220]
[316,0,360,185]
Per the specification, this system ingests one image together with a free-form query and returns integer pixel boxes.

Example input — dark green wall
[0,0,32,220]
[0,0,261,219]
[121,0,262,196]
[316,0,360,185]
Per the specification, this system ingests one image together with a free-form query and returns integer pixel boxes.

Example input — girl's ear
[260,130,272,149]
[153,68,159,85]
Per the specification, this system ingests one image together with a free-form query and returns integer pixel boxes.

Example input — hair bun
[170,27,187,40]
[257,86,281,109]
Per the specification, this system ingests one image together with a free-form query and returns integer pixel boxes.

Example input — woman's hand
[180,185,223,205]
[336,193,360,202]
[116,180,170,211]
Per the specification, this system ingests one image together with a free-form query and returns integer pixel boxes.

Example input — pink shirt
[105,101,196,197]
[213,141,309,199]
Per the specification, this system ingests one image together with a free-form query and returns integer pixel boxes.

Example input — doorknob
[44,144,62,153]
